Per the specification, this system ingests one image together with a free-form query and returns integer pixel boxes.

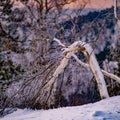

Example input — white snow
[1,96,120,120]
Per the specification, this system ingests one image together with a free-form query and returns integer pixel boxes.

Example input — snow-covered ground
[1,96,120,120]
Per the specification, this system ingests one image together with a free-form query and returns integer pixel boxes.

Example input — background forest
[0,0,120,116]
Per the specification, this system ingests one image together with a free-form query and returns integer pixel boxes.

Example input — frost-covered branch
[102,70,120,84]
[54,38,65,47]
[72,54,89,68]
[114,0,118,20]
[72,55,120,84]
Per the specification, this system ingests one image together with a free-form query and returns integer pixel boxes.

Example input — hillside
[1,96,120,120]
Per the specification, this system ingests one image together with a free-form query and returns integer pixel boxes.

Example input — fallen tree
[53,38,109,99]
[32,36,120,107]
[51,38,120,101]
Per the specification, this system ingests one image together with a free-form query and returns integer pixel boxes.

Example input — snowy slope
[1,96,120,120]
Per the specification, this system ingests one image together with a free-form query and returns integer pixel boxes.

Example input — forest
[0,0,120,119]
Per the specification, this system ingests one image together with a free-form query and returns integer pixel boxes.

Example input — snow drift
[1,96,120,120]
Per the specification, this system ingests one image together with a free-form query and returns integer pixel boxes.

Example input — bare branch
[114,0,118,21]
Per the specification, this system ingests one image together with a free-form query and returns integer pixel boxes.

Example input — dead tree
[52,38,109,99]
[52,38,120,100]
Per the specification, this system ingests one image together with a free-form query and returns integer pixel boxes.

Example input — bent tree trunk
[65,41,109,99]
[54,38,109,99]
[81,43,109,99]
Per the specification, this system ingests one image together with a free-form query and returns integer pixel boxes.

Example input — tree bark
[78,42,109,99]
